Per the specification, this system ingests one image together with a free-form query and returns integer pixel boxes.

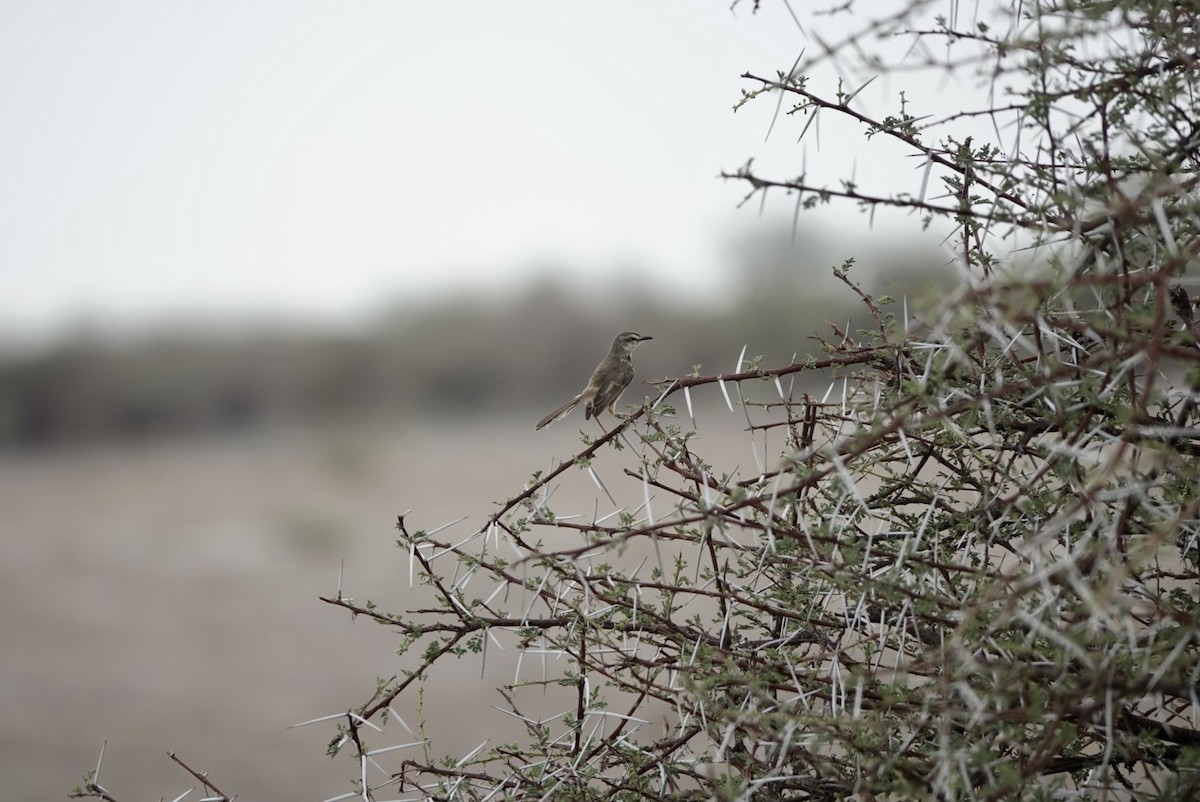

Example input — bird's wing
[586,363,635,419]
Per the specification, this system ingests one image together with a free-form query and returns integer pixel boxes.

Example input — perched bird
[535,331,652,430]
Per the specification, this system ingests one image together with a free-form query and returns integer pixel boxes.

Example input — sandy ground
[0,410,762,800]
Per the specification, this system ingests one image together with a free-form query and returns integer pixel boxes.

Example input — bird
[535,331,653,430]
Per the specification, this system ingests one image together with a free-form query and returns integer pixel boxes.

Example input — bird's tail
[534,395,583,430]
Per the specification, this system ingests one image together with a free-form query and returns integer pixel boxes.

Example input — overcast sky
[2,3,971,344]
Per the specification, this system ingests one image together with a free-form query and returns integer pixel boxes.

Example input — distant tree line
[3,245,938,446]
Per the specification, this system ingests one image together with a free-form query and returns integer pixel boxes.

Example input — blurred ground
[0,409,764,801]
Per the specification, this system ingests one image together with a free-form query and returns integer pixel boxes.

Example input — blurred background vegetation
[0,227,947,447]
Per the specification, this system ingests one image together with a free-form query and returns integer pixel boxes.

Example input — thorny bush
[317,2,1200,800]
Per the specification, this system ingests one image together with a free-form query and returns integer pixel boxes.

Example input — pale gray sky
[2,2,974,343]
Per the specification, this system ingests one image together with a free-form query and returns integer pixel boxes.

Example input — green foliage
[307,3,1200,799]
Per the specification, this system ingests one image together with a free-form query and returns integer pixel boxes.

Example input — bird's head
[614,331,652,354]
